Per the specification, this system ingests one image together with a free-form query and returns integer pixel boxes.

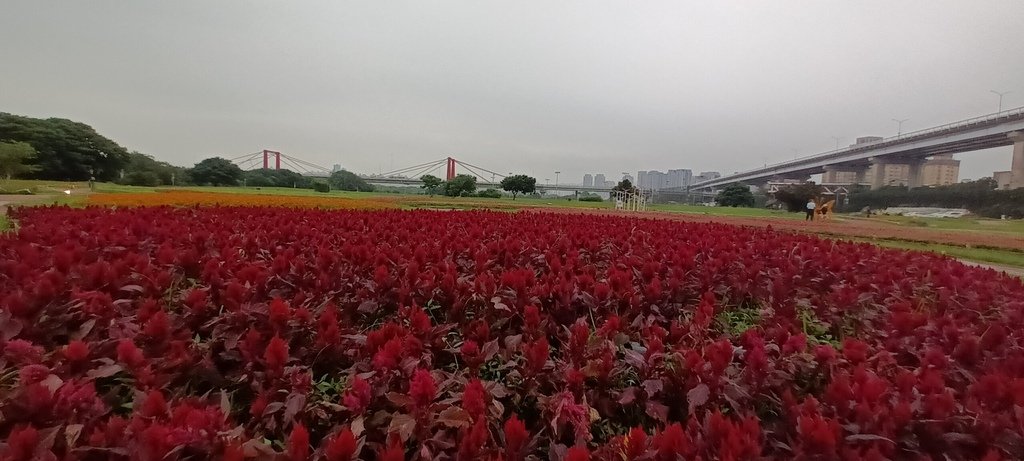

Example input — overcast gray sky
[2,1,1022,183]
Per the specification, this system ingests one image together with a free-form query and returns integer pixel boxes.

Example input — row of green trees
[847,178,1023,218]
[419,174,538,199]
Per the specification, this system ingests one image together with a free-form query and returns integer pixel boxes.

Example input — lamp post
[892,118,909,137]
[991,90,1010,112]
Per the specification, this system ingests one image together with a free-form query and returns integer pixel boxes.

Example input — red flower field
[2,206,1023,460]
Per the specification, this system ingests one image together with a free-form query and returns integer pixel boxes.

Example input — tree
[0,141,38,180]
[612,178,637,193]
[243,168,312,188]
[774,183,822,212]
[499,174,536,200]
[188,157,244,186]
[716,183,755,207]
[444,174,477,197]
[117,151,187,186]
[420,174,443,196]
[328,169,374,192]
[0,112,131,181]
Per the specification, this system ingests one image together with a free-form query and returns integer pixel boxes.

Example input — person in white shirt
[805,199,816,221]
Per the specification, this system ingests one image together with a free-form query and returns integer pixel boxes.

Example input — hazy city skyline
[2,1,1023,182]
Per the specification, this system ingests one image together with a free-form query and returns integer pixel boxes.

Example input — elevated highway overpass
[692,106,1024,190]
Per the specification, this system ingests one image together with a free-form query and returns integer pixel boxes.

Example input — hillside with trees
[0,112,131,181]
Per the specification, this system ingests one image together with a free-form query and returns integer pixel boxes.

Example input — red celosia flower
[504,414,529,459]
[5,425,40,461]
[841,339,869,363]
[343,376,373,414]
[223,442,246,461]
[316,303,342,347]
[378,436,404,461]
[250,391,269,417]
[407,305,432,335]
[463,378,488,421]
[409,369,436,411]
[18,364,50,385]
[461,340,483,370]
[372,338,403,370]
[325,427,358,461]
[139,390,168,418]
[523,305,541,330]
[4,339,44,364]
[269,297,292,330]
[143,310,171,340]
[565,446,589,461]
[288,423,310,461]
[524,337,549,376]
[264,335,289,374]
[116,339,146,368]
[654,423,692,461]
[63,340,90,363]
[623,427,648,460]
[568,321,590,363]
[457,419,490,461]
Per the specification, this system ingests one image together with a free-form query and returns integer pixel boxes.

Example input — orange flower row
[86,190,398,210]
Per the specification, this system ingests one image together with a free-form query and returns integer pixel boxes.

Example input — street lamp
[991,90,1011,112]
[892,118,909,137]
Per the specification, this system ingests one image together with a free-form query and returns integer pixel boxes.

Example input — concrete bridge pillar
[906,159,927,189]
[869,158,889,189]
[1011,131,1024,189]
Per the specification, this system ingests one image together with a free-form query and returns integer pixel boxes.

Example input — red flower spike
[378,436,405,461]
[325,427,358,461]
[409,369,436,411]
[463,378,488,421]
[343,376,373,414]
[4,425,40,461]
[288,423,311,461]
[139,389,168,418]
[264,335,289,374]
[504,414,529,460]
[223,442,246,461]
[565,446,590,461]
[623,426,648,460]
[63,340,90,363]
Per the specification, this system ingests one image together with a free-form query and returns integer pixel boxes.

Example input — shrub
[476,188,502,198]
[579,195,603,202]
[312,181,330,193]
[118,170,161,187]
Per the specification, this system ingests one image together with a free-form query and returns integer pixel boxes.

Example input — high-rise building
[693,171,721,184]
[332,164,342,172]
[637,171,648,188]
[622,173,634,184]
[922,154,960,186]
[666,169,692,188]
[594,174,606,188]
[583,174,593,187]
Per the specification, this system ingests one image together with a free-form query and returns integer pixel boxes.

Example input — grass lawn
[0,215,9,232]
[846,214,1024,234]
[839,236,1024,268]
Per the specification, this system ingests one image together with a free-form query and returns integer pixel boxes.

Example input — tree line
[847,178,1023,218]
[419,174,537,199]
[0,112,384,192]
